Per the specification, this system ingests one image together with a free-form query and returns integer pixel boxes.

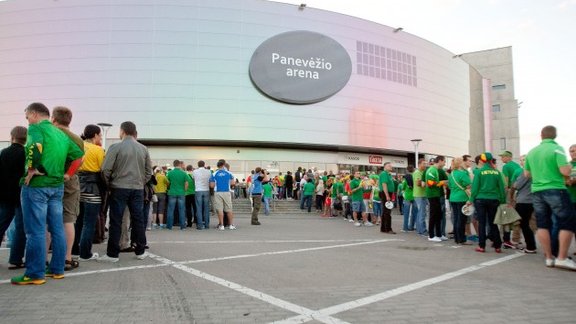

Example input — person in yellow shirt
[153,168,169,228]
[73,124,105,262]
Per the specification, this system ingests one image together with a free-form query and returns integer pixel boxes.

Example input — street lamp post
[97,122,113,150]
[410,139,422,167]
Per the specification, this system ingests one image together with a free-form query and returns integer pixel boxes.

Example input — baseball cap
[498,150,513,157]
[480,152,493,163]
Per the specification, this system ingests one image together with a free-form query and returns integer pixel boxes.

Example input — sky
[273,0,576,154]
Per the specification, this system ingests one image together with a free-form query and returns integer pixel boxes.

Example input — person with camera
[250,167,269,225]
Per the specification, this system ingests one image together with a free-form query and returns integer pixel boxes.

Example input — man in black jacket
[0,126,27,269]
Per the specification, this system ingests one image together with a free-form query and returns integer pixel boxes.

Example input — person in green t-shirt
[166,160,189,230]
[350,171,372,226]
[401,165,418,232]
[12,103,84,286]
[330,175,345,217]
[498,150,522,247]
[263,181,273,215]
[448,157,472,244]
[567,144,576,206]
[302,178,316,213]
[425,156,447,242]
[378,163,396,233]
[499,150,522,188]
[525,126,575,270]
[412,158,428,235]
[185,165,196,227]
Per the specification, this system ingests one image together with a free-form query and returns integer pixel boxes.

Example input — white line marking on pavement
[0,263,170,285]
[272,253,525,324]
[148,252,352,324]
[147,239,375,244]
[0,239,400,285]
[180,239,402,265]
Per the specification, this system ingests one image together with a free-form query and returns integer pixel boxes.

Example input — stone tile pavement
[1,210,575,323]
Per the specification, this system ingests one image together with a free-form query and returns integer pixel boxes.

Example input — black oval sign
[249,31,352,105]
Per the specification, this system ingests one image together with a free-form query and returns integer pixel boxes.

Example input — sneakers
[218,225,225,231]
[546,258,555,267]
[428,237,442,242]
[440,236,449,241]
[97,254,119,263]
[554,258,576,271]
[354,222,362,227]
[228,225,237,230]
[251,221,261,225]
[11,275,46,285]
[475,247,486,253]
[495,248,502,253]
[45,270,64,279]
[79,252,99,262]
[348,219,354,223]
[523,249,536,254]
[364,222,374,227]
[136,252,149,260]
[503,241,516,249]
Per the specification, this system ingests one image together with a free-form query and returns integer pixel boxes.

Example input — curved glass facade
[0,0,470,158]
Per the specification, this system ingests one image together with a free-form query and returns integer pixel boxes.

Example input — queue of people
[1,109,575,287]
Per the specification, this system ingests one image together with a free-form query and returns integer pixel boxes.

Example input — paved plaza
[1,209,575,323]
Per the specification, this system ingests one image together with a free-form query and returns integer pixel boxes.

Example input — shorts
[532,189,576,231]
[363,199,373,214]
[352,201,365,213]
[153,193,167,214]
[63,175,80,223]
[214,191,233,213]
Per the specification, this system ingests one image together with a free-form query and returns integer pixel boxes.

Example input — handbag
[450,172,471,197]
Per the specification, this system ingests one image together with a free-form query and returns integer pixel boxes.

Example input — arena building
[0,0,519,177]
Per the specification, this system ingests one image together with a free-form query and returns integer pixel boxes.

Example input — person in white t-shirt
[192,160,212,230]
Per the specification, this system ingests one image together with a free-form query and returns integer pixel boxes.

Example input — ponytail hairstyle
[81,124,101,140]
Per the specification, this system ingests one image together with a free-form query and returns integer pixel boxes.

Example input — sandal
[8,263,26,270]
[64,259,79,271]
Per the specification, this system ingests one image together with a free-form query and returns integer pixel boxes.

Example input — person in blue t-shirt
[250,167,269,225]
[209,159,235,230]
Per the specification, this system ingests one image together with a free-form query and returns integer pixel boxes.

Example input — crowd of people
[1,102,575,285]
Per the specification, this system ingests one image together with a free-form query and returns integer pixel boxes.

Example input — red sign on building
[368,155,383,165]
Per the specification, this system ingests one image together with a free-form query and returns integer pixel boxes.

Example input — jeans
[474,199,501,249]
[373,201,382,218]
[79,202,101,259]
[304,195,313,212]
[263,196,271,215]
[450,202,466,243]
[414,197,428,235]
[440,196,447,236]
[185,194,196,226]
[0,201,21,247]
[195,191,210,229]
[286,186,293,199]
[3,205,26,265]
[515,203,536,251]
[402,199,418,231]
[532,189,576,231]
[167,195,186,229]
[428,197,442,238]
[315,195,324,211]
[21,185,65,279]
[107,188,146,258]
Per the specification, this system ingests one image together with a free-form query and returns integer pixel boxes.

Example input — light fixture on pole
[97,122,113,150]
[410,139,422,167]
